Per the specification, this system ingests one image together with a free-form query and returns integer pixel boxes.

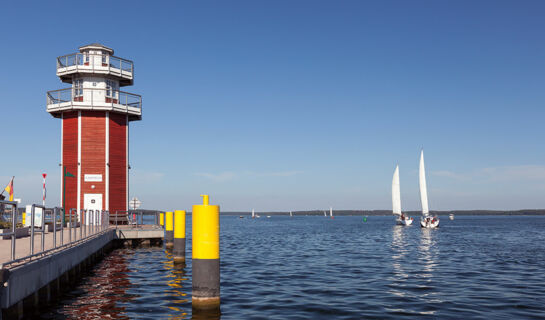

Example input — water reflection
[60,251,134,319]
[417,228,442,311]
[162,248,192,319]
[418,229,436,278]
[391,226,409,284]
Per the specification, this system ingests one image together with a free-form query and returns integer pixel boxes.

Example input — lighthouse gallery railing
[46,88,142,110]
[56,53,133,73]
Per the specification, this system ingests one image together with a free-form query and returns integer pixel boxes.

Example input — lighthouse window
[106,80,118,98]
[74,79,83,97]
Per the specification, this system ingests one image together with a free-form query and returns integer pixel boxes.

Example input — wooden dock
[0,225,164,319]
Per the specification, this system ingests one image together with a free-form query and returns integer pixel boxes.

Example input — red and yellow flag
[4,177,14,201]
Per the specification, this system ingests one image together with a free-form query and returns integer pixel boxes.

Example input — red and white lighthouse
[46,43,141,219]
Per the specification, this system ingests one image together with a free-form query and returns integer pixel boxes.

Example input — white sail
[290,211,293,217]
[252,209,255,218]
[330,207,333,217]
[392,165,402,215]
[419,150,429,216]
[324,211,327,217]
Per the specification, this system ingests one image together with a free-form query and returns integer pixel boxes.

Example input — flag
[4,177,14,201]
[65,171,75,178]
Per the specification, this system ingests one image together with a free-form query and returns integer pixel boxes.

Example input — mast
[392,165,401,215]
[419,150,429,216]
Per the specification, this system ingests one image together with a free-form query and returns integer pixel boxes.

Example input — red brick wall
[80,111,106,210]
[62,112,78,212]
[109,113,127,214]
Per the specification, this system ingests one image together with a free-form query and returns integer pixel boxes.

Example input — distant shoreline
[219,209,545,216]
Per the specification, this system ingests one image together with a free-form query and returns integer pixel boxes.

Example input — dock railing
[0,200,18,261]
[0,200,110,268]
[111,210,162,228]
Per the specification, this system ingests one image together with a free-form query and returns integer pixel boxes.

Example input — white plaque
[25,205,43,227]
[84,174,103,182]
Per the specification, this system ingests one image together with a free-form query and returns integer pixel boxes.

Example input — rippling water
[40,215,545,319]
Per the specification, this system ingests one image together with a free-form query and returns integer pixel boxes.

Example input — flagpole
[42,173,47,208]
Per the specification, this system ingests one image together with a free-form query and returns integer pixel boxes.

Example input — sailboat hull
[420,217,439,228]
[396,216,413,226]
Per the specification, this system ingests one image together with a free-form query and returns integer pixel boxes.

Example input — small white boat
[252,209,255,219]
[392,165,413,226]
[290,211,293,217]
[267,215,271,218]
[324,211,327,217]
[449,214,454,220]
[418,150,439,228]
[330,207,334,219]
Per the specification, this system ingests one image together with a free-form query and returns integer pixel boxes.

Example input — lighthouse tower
[46,44,141,218]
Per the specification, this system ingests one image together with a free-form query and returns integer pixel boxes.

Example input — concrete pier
[0,225,164,318]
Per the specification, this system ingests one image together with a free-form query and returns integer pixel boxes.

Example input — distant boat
[239,215,244,219]
[419,150,439,228]
[290,211,293,217]
[449,214,454,220]
[324,211,327,217]
[330,207,334,219]
[267,215,271,218]
[392,165,413,226]
[252,209,255,219]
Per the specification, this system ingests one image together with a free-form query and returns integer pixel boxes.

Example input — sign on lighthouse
[46,43,142,217]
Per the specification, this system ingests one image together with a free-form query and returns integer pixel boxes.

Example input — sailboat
[449,213,454,220]
[252,209,255,219]
[330,207,334,219]
[392,165,413,226]
[323,211,327,217]
[419,150,439,228]
[290,211,293,217]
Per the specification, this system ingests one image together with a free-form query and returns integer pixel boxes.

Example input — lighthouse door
[84,193,103,225]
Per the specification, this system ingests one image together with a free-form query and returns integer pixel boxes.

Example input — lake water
[40,215,545,319]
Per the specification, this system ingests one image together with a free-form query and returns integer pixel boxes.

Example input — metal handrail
[111,210,162,228]
[0,201,17,261]
[1,201,111,268]
[56,52,133,74]
[46,87,142,110]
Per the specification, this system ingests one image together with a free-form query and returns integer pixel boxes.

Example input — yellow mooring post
[192,194,220,310]
[22,212,26,226]
[160,212,165,228]
[173,210,186,263]
[165,211,174,249]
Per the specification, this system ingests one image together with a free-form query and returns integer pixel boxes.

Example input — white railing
[46,88,142,111]
[56,53,133,74]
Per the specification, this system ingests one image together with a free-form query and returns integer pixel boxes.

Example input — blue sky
[1,1,544,211]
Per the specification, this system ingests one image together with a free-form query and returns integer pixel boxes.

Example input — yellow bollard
[173,210,186,263]
[192,195,220,310]
[160,212,165,228]
[22,212,26,226]
[165,211,174,248]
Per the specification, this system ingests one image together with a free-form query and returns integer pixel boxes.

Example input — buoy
[173,210,186,263]
[192,195,220,310]
[165,211,174,248]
